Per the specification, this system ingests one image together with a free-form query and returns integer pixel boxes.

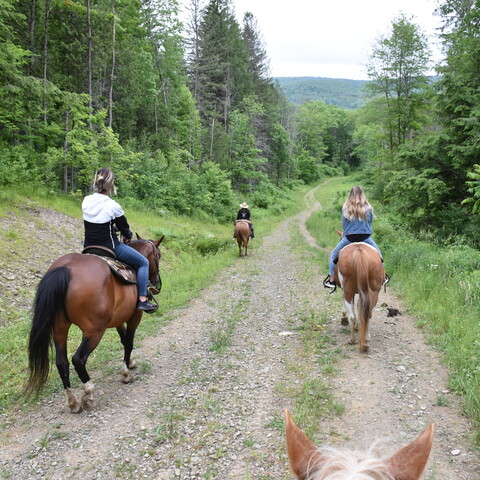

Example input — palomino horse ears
[387,424,434,480]
[284,409,323,480]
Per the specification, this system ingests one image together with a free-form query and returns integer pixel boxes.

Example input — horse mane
[128,239,149,246]
[305,445,394,480]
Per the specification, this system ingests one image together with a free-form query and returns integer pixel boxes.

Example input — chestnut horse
[334,242,384,352]
[234,220,250,256]
[27,236,163,413]
[285,409,434,480]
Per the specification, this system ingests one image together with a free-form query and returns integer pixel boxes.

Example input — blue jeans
[329,236,382,276]
[114,242,149,297]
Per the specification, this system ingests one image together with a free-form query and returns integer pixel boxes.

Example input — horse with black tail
[26,236,163,413]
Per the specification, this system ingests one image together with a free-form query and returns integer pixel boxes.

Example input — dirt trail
[1,185,479,479]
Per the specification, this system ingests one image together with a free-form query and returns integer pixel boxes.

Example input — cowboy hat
[239,202,249,209]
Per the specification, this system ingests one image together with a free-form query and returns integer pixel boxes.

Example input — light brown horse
[285,409,434,480]
[27,236,163,413]
[334,242,384,352]
[234,220,250,256]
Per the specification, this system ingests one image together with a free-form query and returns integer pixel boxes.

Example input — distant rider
[236,202,254,238]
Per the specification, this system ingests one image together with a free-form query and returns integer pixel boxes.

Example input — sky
[179,0,443,80]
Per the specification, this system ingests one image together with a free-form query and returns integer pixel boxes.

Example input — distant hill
[275,77,368,110]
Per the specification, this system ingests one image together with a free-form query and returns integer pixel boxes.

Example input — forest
[275,77,368,109]
[1,0,480,240]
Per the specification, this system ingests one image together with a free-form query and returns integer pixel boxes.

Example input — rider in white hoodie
[82,168,156,312]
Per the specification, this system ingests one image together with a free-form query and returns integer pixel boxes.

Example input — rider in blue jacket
[324,186,384,288]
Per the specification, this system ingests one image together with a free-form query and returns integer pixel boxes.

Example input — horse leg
[71,333,104,411]
[359,290,379,353]
[121,317,142,384]
[342,293,357,345]
[54,340,83,413]
[116,326,137,370]
[53,324,84,413]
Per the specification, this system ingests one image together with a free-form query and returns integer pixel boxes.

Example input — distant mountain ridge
[275,76,368,110]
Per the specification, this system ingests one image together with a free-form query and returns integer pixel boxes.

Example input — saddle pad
[83,253,137,285]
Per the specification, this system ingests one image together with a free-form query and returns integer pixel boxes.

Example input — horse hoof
[81,396,94,411]
[122,372,134,384]
[341,317,349,326]
[360,344,369,353]
[66,388,82,413]
[129,359,137,369]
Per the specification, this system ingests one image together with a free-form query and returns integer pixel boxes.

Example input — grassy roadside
[306,177,480,445]
[0,182,313,417]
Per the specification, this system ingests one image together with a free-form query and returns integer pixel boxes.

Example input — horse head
[285,409,434,480]
[129,234,164,291]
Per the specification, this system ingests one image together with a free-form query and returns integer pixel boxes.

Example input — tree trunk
[62,111,70,193]
[87,0,93,129]
[28,0,36,75]
[42,0,52,123]
[108,0,116,129]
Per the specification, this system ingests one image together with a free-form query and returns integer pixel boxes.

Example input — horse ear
[135,232,141,240]
[285,409,322,480]
[155,235,164,246]
[387,424,434,480]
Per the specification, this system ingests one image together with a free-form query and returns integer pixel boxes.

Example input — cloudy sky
[180,0,443,80]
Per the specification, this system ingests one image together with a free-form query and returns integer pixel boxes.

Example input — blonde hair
[92,168,116,195]
[343,186,373,221]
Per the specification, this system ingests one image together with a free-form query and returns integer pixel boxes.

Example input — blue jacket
[341,208,373,236]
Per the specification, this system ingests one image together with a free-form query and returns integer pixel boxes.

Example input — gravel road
[1,186,479,479]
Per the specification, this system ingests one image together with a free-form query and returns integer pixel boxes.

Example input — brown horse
[27,236,164,413]
[285,409,434,480]
[334,242,384,352]
[234,220,250,256]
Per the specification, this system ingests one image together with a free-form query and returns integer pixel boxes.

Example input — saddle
[82,246,137,285]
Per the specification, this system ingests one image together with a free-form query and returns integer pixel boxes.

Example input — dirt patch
[0,189,479,479]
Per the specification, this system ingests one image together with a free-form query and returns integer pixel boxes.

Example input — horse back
[49,253,138,329]
[234,221,250,242]
[336,243,384,292]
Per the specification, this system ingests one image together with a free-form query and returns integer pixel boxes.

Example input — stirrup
[323,275,337,294]
[383,273,390,292]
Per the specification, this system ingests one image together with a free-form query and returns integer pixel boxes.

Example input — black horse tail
[26,266,70,396]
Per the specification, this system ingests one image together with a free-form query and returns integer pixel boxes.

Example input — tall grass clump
[376,221,480,441]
